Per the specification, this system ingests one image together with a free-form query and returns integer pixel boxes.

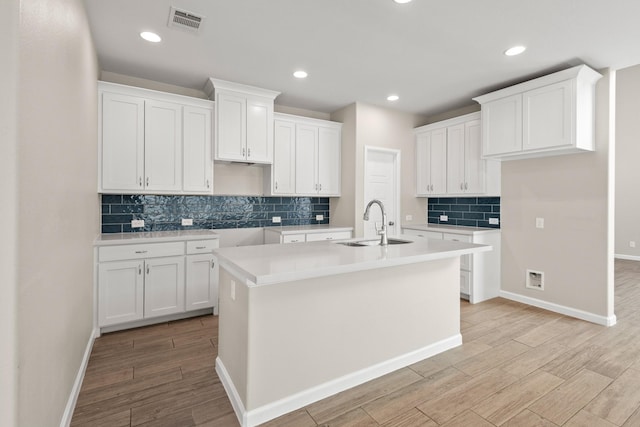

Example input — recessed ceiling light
[393,0,412,3]
[387,95,399,101]
[504,45,526,56]
[293,70,308,79]
[140,31,162,43]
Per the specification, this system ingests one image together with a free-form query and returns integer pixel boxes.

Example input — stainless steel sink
[337,238,412,247]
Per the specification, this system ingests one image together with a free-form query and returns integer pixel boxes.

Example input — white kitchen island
[213,236,491,427]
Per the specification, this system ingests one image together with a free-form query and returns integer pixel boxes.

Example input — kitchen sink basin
[337,238,412,247]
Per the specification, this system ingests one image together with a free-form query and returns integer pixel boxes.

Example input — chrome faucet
[363,199,388,246]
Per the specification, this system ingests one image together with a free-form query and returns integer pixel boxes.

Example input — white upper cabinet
[144,100,182,192]
[183,106,213,193]
[271,119,296,195]
[206,78,280,164]
[415,128,447,196]
[473,65,602,160]
[101,92,145,192]
[447,120,485,194]
[266,113,342,197]
[98,81,214,195]
[416,112,499,197]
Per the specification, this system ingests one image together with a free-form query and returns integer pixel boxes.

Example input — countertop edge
[94,230,220,246]
[401,224,501,235]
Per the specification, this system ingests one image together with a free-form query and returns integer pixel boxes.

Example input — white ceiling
[84,0,640,117]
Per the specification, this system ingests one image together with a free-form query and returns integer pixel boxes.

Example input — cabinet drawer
[403,229,443,240]
[283,234,306,244]
[99,242,185,262]
[186,239,220,254]
[305,231,352,242]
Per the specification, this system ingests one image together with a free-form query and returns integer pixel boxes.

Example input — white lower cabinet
[185,254,219,312]
[97,238,219,330]
[264,228,352,244]
[402,227,501,303]
[144,256,185,318]
[98,260,144,326]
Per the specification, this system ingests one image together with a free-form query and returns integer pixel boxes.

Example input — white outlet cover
[272,216,281,223]
[181,218,193,226]
[440,215,448,222]
[406,214,413,221]
[536,217,544,229]
[131,219,144,228]
[316,214,324,221]
[489,217,500,225]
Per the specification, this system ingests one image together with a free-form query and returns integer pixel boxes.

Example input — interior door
[364,147,400,239]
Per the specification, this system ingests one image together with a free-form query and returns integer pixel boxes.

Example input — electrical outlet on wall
[405,214,413,221]
[489,218,500,225]
[181,218,193,226]
[131,219,144,228]
[316,215,324,221]
[440,215,448,222]
[630,241,636,248]
[272,216,281,224]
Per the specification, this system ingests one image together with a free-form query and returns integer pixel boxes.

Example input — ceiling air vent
[168,7,204,33]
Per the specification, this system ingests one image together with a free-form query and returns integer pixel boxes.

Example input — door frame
[363,146,401,237]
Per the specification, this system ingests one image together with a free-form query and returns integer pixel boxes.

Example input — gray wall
[16,0,99,424]
[500,70,615,322]
[615,64,640,259]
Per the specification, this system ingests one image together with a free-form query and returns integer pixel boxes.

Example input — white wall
[331,103,428,237]
[615,64,640,259]
[17,0,99,425]
[500,70,615,324]
[0,1,19,425]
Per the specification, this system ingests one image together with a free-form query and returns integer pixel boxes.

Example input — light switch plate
[272,216,281,223]
[181,218,193,226]
[406,214,413,221]
[536,217,544,229]
[131,219,144,228]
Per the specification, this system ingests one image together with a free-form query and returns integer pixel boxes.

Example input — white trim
[59,327,98,427]
[414,111,480,133]
[500,290,617,327]
[363,146,401,238]
[615,254,640,262]
[217,334,462,427]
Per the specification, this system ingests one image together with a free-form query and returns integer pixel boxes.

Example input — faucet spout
[363,199,388,246]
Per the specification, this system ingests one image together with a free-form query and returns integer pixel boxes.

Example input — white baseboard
[59,326,98,427]
[615,254,640,261]
[216,334,462,427]
[500,290,617,326]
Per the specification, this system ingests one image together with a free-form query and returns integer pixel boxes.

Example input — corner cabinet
[96,237,219,332]
[98,81,214,195]
[205,79,280,164]
[415,112,500,197]
[264,113,342,197]
[473,64,602,160]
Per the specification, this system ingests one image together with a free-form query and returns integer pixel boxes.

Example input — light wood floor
[71,259,640,426]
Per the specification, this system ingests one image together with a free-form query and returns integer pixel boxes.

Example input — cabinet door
[216,92,246,161]
[429,128,448,194]
[460,270,471,298]
[186,254,218,311]
[273,120,296,194]
[246,96,273,163]
[446,123,466,194]
[305,231,352,242]
[523,80,573,151]
[98,260,144,326]
[464,119,485,194]
[145,100,182,192]
[482,94,522,156]
[415,133,431,195]
[295,124,318,194]
[183,106,213,193]
[101,92,145,192]
[144,256,185,318]
[317,126,341,195]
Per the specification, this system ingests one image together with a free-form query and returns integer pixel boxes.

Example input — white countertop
[402,224,501,236]
[94,229,220,246]
[214,234,491,286]
[263,224,354,235]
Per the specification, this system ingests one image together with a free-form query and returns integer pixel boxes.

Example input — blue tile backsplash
[101,195,330,234]
[428,197,500,228]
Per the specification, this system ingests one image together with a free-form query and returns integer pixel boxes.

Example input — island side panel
[246,257,460,410]
[217,268,250,405]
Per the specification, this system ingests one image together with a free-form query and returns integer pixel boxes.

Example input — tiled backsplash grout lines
[101,195,330,233]
[428,197,500,228]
